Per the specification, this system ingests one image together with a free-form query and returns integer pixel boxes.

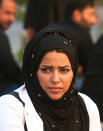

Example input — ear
[71,10,82,24]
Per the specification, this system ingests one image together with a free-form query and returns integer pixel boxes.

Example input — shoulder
[0,86,26,122]
[0,86,25,111]
[15,86,44,130]
[0,30,9,49]
[79,92,98,112]
[0,86,26,130]
[0,85,27,110]
[79,93,102,130]
[62,21,92,43]
[79,92,100,122]
[79,93,102,131]
[0,30,8,39]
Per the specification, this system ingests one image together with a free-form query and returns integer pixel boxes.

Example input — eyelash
[40,68,71,73]
[40,68,51,72]
[60,68,70,72]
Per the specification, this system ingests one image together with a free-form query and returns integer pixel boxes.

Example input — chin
[3,26,9,30]
[3,24,11,30]
[50,95,62,101]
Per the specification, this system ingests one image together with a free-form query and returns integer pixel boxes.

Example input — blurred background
[6,0,103,66]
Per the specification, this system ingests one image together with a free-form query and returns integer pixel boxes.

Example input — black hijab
[22,30,89,131]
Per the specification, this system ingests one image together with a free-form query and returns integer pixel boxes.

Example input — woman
[0,30,101,131]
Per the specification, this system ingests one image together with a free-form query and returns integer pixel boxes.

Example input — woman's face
[37,50,73,100]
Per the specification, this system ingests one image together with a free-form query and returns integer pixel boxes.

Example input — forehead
[40,50,71,66]
[1,0,16,9]
[82,6,95,13]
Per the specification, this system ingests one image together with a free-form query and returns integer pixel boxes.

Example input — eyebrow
[40,65,70,68]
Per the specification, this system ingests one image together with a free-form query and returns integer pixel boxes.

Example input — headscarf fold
[22,29,89,131]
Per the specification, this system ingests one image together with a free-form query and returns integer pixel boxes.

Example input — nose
[51,71,60,84]
[9,14,15,23]
[91,15,97,25]
[92,16,97,24]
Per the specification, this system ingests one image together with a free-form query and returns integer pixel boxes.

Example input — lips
[49,87,62,93]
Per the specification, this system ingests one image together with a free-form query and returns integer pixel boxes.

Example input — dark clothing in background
[24,0,66,32]
[44,19,93,74]
[81,35,103,121]
[24,0,93,75]
[0,28,23,95]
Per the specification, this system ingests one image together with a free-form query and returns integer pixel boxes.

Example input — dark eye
[40,68,51,73]
[60,68,70,72]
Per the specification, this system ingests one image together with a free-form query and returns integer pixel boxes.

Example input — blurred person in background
[24,0,66,40]
[0,0,23,96]
[81,34,103,123]
[43,0,97,90]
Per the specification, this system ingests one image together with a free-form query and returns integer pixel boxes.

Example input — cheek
[2,15,8,21]
[37,73,50,88]
[63,72,73,89]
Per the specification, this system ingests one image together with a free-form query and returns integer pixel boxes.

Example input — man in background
[64,0,97,89]
[0,0,23,95]
[45,0,97,89]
